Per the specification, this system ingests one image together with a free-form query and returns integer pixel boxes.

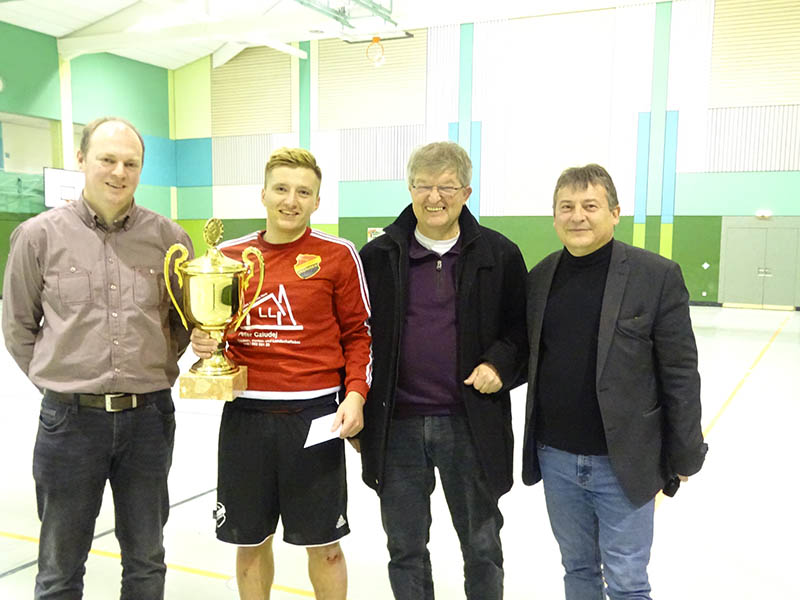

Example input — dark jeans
[379,415,504,600]
[32,391,175,600]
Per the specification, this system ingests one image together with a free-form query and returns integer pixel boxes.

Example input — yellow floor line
[656,314,791,510]
[0,530,316,597]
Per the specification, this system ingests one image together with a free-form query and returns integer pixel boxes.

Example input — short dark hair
[79,117,145,163]
[553,164,618,213]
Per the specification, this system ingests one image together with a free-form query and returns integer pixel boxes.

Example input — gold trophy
[164,218,265,400]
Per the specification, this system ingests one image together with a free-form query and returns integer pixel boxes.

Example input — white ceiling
[0,0,648,70]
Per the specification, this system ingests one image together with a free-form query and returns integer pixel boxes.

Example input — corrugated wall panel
[710,0,800,107]
[707,105,800,172]
[211,47,292,136]
[318,30,427,130]
[339,125,425,182]
[213,134,273,186]
[425,24,459,143]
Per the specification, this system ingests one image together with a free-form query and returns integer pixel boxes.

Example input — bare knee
[307,542,344,566]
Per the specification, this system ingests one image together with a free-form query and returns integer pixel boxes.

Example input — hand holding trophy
[164,218,265,400]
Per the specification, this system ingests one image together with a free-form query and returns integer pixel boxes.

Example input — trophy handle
[164,243,189,330]
[232,246,265,332]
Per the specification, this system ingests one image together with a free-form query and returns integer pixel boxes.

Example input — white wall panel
[2,122,53,174]
[212,132,301,186]
[479,10,618,216]
[212,184,264,219]
[339,125,425,182]
[669,0,715,173]
[310,130,340,225]
[424,24,459,143]
[707,105,800,172]
[318,30,427,130]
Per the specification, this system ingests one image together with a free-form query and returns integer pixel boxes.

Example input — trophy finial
[203,218,224,247]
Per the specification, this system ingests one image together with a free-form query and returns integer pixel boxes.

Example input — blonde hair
[264,147,322,187]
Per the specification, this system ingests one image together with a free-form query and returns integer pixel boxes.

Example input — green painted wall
[676,171,800,216]
[0,23,60,120]
[0,213,33,297]
[177,186,213,219]
[70,53,169,136]
[173,56,212,139]
[645,215,662,254]
[135,185,171,217]
[339,217,397,250]
[672,216,721,302]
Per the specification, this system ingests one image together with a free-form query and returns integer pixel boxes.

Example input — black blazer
[522,240,707,507]
[359,205,528,499]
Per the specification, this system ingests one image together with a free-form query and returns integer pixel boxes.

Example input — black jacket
[358,205,528,498]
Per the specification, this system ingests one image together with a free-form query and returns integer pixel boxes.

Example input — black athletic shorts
[214,394,349,546]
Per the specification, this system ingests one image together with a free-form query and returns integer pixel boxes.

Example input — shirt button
[110,284,117,290]
[108,258,114,264]
[113,339,119,345]
[111,312,118,318]
[149,268,156,274]
[114,368,120,373]
[69,266,76,272]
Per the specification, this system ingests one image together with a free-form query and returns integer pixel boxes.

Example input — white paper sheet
[303,413,341,448]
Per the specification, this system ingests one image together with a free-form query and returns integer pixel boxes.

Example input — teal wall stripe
[140,135,175,187]
[675,172,800,216]
[469,121,481,217]
[646,1,672,216]
[458,23,474,155]
[177,186,213,219]
[661,110,678,224]
[176,138,212,187]
[299,41,311,150]
[448,122,459,142]
[134,185,171,217]
[339,180,409,217]
[70,53,169,137]
[634,112,650,224]
[0,22,61,120]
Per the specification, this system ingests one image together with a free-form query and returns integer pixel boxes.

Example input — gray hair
[407,141,472,187]
[553,163,618,213]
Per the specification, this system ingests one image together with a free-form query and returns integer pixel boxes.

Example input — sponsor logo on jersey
[336,514,347,529]
[294,253,321,279]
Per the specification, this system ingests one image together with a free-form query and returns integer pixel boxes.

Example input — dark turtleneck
[534,239,613,455]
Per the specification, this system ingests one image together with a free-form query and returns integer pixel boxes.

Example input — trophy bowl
[165,218,264,399]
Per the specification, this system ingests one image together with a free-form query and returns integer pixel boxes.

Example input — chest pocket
[134,266,164,308]
[57,271,92,305]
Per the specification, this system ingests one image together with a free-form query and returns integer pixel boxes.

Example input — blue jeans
[537,443,654,600]
[32,392,175,600]
[379,415,504,600]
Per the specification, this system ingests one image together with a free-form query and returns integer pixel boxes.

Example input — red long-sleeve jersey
[218,228,372,400]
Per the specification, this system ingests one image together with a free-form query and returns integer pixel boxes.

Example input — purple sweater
[393,235,464,417]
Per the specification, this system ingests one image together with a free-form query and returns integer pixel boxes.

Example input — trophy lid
[177,218,248,275]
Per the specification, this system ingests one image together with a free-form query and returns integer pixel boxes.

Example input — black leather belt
[44,390,158,412]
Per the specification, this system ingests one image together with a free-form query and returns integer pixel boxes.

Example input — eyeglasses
[411,185,464,198]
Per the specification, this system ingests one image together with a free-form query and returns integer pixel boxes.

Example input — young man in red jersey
[191,148,372,600]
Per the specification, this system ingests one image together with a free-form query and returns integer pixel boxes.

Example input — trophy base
[178,366,248,401]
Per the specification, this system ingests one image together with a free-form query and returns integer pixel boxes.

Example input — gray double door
[720,217,800,308]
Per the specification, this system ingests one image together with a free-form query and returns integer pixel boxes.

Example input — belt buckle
[105,393,137,412]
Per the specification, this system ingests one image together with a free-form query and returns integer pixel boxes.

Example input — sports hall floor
[1,305,797,599]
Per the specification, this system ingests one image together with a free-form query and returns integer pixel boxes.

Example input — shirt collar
[75,193,137,232]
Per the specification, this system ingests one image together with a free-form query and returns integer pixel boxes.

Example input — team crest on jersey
[294,254,321,279]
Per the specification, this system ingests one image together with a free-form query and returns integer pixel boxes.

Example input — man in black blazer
[523,164,707,600]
